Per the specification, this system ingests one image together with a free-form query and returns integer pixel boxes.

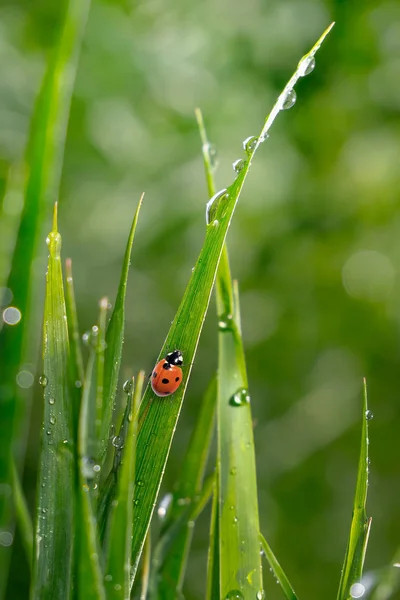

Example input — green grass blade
[130,24,334,582]
[30,205,75,599]
[100,194,144,470]
[370,548,400,600]
[206,484,220,600]
[336,379,371,600]
[11,459,33,572]
[76,311,107,600]
[65,258,84,431]
[0,0,91,592]
[104,372,144,599]
[260,533,299,600]
[155,376,216,597]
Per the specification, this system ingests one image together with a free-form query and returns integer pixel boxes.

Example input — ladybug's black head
[166,349,183,366]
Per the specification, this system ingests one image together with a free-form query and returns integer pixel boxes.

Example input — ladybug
[151,350,183,397]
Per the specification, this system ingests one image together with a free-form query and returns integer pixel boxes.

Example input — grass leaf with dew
[30,205,75,599]
[336,379,371,600]
[129,25,334,585]
[154,377,217,598]
[65,258,84,431]
[104,373,144,598]
[0,0,91,592]
[260,533,299,600]
[100,193,144,470]
[11,459,33,571]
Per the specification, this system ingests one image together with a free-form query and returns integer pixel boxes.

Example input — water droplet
[134,499,140,506]
[82,484,89,492]
[282,88,297,110]
[350,583,365,598]
[75,380,82,388]
[232,159,245,174]
[49,416,56,425]
[39,375,48,388]
[204,142,218,170]
[298,55,315,77]
[259,132,270,143]
[49,397,55,405]
[205,188,228,225]
[2,306,22,325]
[225,591,244,600]
[230,467,237,475]
[158,493,173,519]
[93,464,101,473]
[91,325,99,336]
[123,379,133,394]
[212,219,219,227]
[365,410,373,420]
[256,591,265,600]
[242,135,258,154]
[16,370,34,389]
[112,436,122,448]
[105,574,113,582]
[82,331,91,345]
[229,388,251,407]
[218,312,233,331]
[46,430,51,435]
[114,584,121,591]
[233,516,238,524]
[229,505,234,510]
[0,531,13,547]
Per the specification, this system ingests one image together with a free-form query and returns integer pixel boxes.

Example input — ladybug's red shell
[151,351,183,397]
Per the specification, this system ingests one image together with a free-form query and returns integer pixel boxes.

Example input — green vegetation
[0,2,399,600]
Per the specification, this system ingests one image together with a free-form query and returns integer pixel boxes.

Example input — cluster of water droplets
[229,388,251,407]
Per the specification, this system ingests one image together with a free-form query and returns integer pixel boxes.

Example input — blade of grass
[104,373,144,599]
[370,548,400,600]
[30,205,75,599]
[197,106,262,599]
[130,24,334,583]
[155,376,217,598]
[77,333,106,600]
[206,484,220,600]
[100,194,144,470]
[10,459,33,571]
[336,378,371,600]
[65,258,84,432]
[260,533,299,600]
[0,0,90,594]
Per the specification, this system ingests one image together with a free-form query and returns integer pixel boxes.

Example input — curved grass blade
[155,376,216,598]
[0,0,91,593]
[104,373,144,599]
[260,533,299,600]
[336,379,371,600]
[30,205,75,599]
[11,459,33,571]
[65,258,84,431]
[100,193,144,470]
[130,24,335,582]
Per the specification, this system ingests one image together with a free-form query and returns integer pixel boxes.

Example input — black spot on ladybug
[163,362,171,370]
[175,377,180,382]
[152,372,157,378]
[162,378,169,384]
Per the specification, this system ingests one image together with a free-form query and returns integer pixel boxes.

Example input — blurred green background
[1,0,400,598]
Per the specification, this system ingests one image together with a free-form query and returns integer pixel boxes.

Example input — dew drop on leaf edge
[282,88,297,110]
[232,158,245,174]
[225,591,244,600]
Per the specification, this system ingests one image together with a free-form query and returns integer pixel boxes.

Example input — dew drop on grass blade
[0,1,91,594]
[259,533,299,600]
[30,205,75,600]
